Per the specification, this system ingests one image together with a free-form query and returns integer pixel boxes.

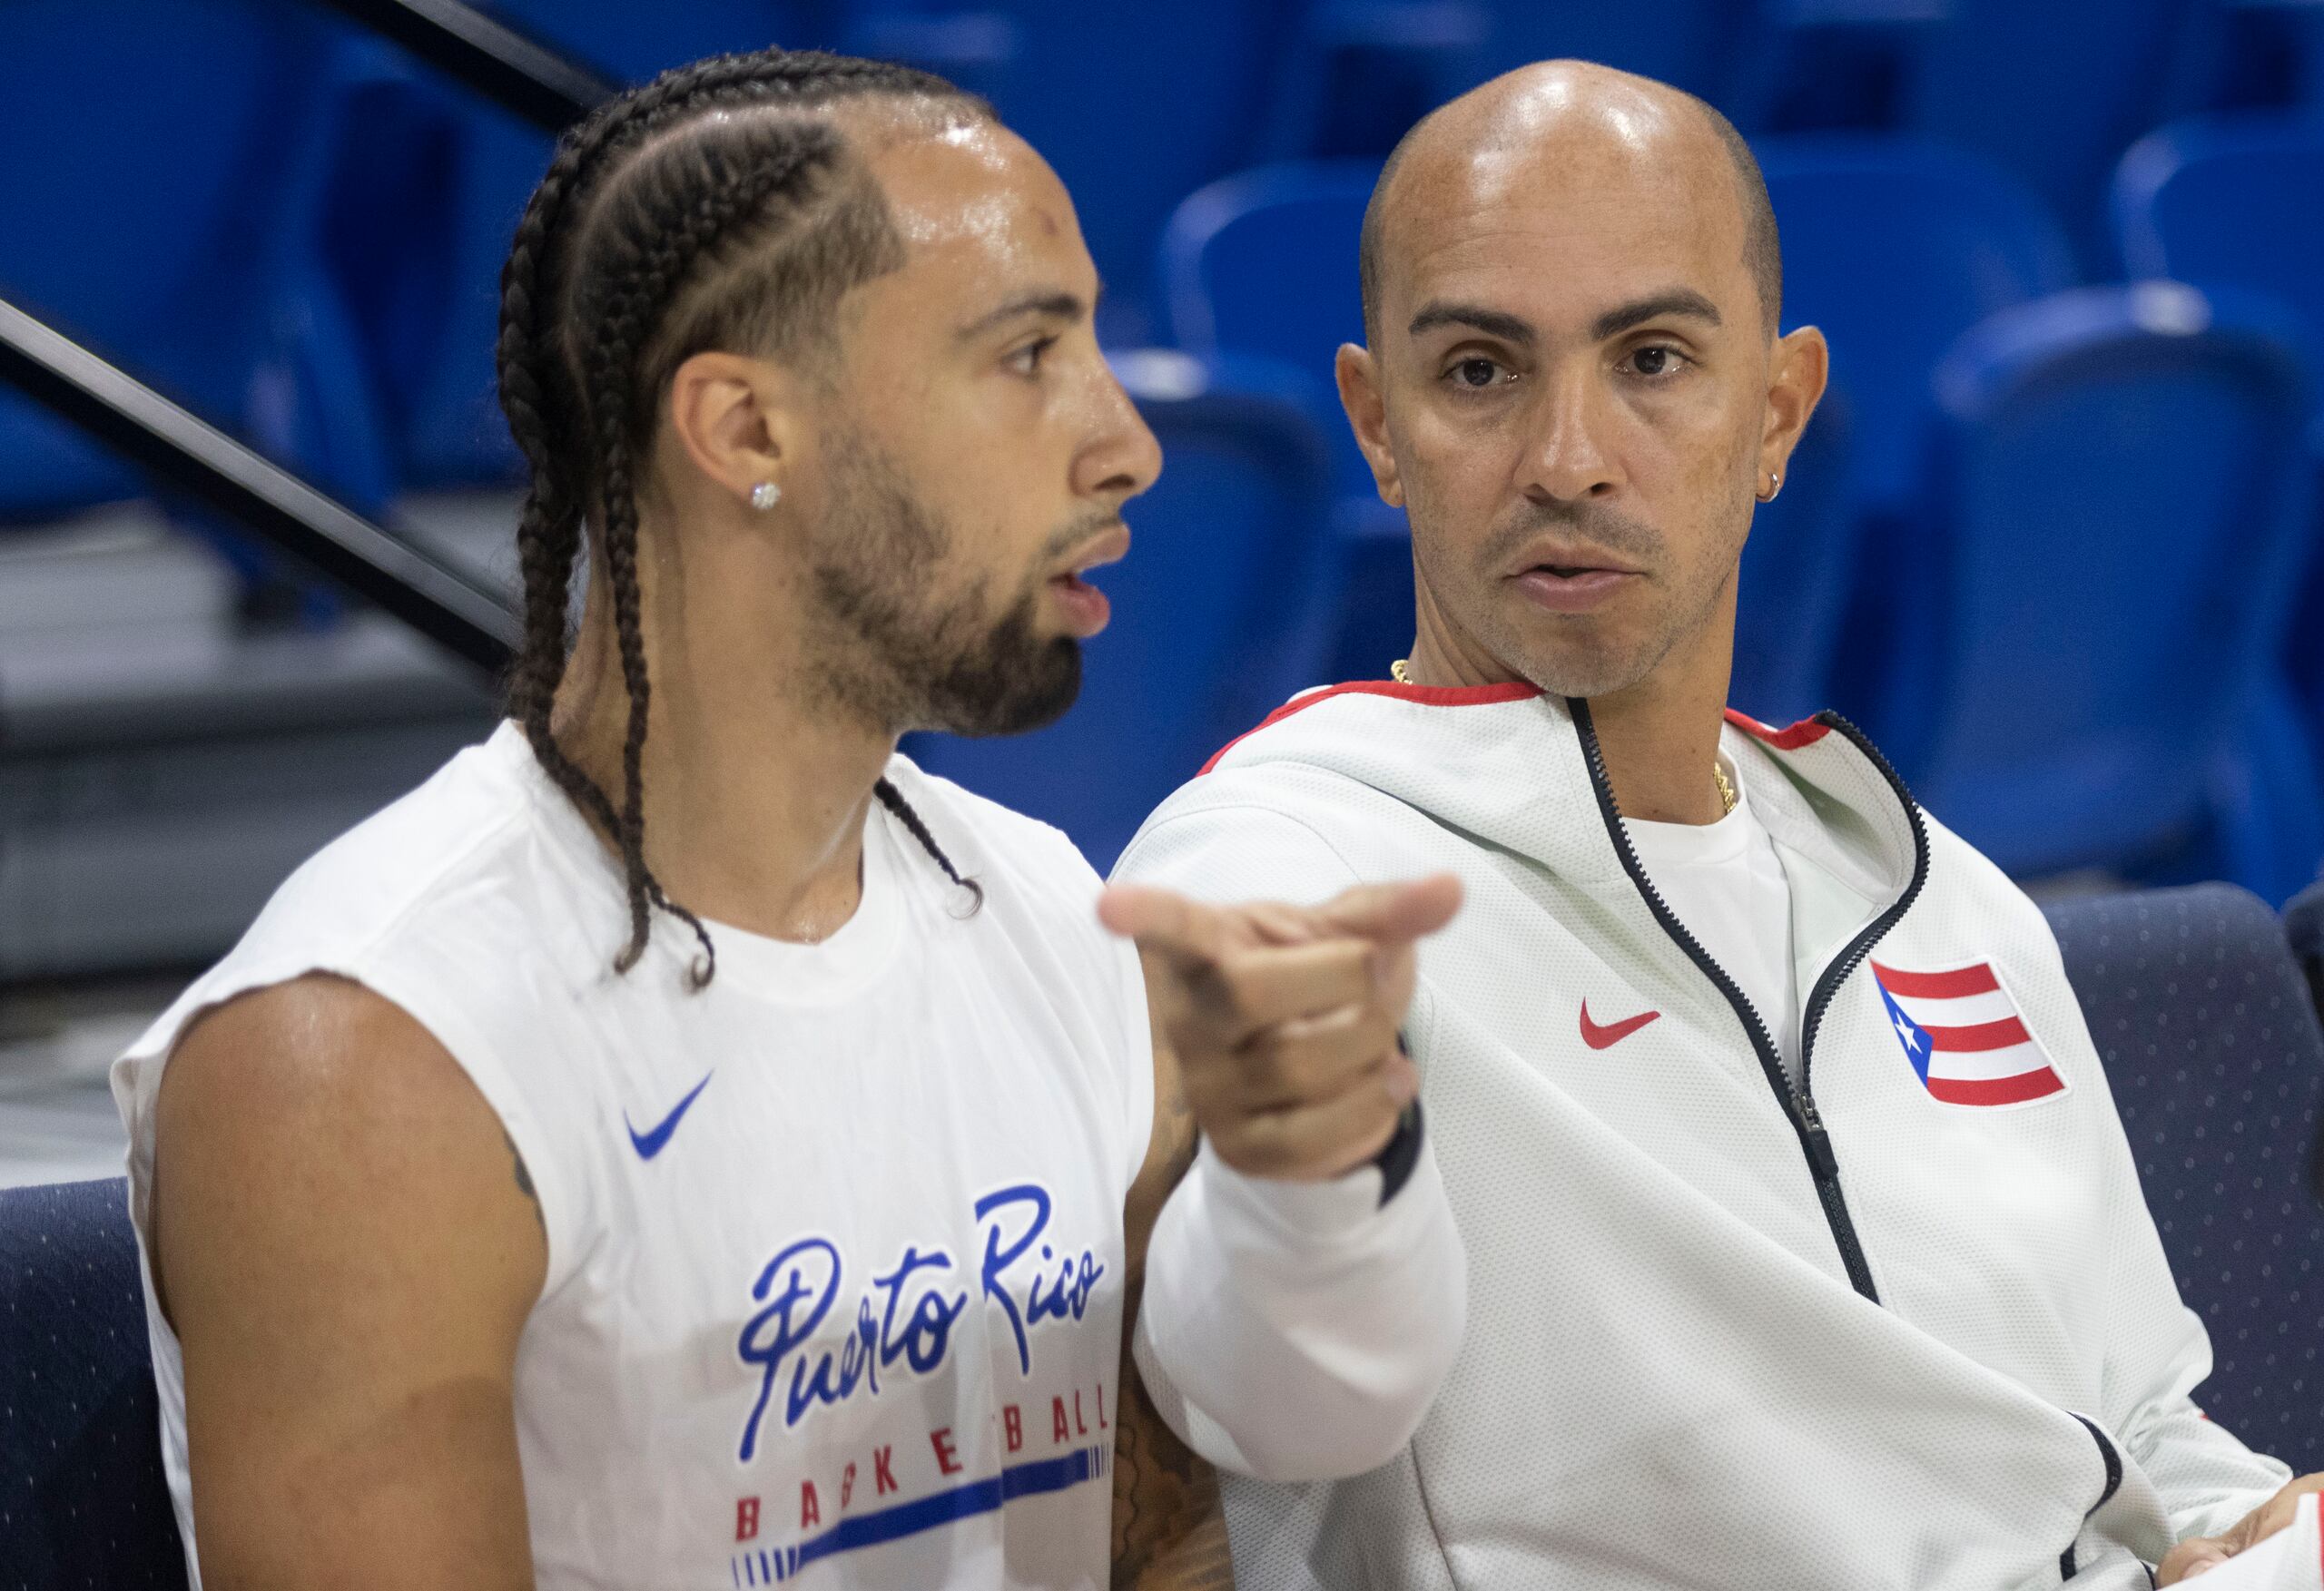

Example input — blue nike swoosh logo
[625,1073,712,1161]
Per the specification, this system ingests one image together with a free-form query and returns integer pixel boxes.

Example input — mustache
[1474,496,1664,569]
[1040,508,1128,563]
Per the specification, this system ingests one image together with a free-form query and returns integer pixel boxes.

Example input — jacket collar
[1200,680,1925,912]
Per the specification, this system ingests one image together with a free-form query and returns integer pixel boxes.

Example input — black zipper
[1570,701,1929,1303]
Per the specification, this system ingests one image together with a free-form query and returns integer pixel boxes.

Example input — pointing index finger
[1097,883,1228,969]
[1308,873,1464,948]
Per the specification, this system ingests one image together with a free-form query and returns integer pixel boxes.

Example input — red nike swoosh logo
[1579,999,1660,1049]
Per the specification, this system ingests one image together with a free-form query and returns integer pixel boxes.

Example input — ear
[1335,342,1405,508]
[1759,326,1829,487]
[665,350,802,510]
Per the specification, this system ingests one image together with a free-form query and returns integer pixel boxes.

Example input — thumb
[1097,883,1227,967]
[1309,873,1463,948]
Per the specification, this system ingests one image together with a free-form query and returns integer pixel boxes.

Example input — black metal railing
[0,0,621,676]
[304,0,616,132]
[0,300,519,673]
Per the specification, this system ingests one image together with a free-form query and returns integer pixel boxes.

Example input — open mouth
[1047,525,1130,638]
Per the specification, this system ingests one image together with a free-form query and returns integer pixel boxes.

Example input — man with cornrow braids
[112,48,1467,1591]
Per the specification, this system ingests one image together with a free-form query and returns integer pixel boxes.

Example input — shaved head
[1359,62,1781,343]
[1329,55,1827,727]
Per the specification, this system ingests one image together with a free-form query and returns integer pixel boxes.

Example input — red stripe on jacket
[1872,961,2003,999]
[1197,681,1541,776]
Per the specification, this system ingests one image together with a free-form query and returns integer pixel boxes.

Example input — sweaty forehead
[1379,73,1749,329]
[860,119,1082,288]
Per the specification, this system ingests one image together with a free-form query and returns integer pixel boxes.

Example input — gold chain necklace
[1390,658,1737,817]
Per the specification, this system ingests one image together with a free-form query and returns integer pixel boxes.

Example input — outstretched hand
[1100,875,1462,1183]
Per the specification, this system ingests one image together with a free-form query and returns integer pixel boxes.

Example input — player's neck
[551,560,891,947]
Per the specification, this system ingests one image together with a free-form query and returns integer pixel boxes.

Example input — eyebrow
[955,287,1090,342]
[1407,301,1535,345]
[1590,290,1721,341]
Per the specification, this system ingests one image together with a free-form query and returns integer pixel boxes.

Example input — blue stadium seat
[2112,114,2324,345]
[1883,284,2320,899]
[1726,0,1953,133]
[0,400,140,525]
[2162,0,2324,116]
[906,352,1340,870]
[342,93,547,492]
[1756,135,2075,516]
[1256,1,1490,162]
[1155,162,1435,697]
[0,1177,186,1589]
[1159,162,1376,377]
[852,2,1290,339]
[1731,385,1857,728]
[1260,0,1741,163]
[2043,883,2324,1473]
[0,0,394,522]
[843,8,1020,103]
[2112,118,2324,770]
[1305,496,1415,685]
[482,0,795,84]
[1474,0,1743,102]
[364,4,804,494]
[1157,160,1377,496]
[1901,0,2195,270]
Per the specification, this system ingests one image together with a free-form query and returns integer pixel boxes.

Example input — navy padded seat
[0,1176,185,1590]
[2043,883,2324,1473]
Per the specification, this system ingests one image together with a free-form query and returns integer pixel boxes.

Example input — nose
[1074,359,1164,504]
[1523,363,1621,504]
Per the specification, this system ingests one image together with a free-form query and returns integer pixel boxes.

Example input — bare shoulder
[153,973,547,1585]
[153,972,546,1331]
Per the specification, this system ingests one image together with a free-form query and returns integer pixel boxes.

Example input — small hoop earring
[1757,470,1782,504]
[750,481,782,511]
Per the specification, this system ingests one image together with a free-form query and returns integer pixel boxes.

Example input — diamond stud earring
[750,481,782,511]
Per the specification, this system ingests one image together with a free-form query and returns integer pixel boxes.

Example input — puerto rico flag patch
[1870,958,2068,1106]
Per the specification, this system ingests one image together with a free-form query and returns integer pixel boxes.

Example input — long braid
[496,48,990,984]
[873,779,983,912]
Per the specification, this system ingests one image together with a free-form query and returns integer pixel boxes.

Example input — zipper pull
[1804,1121,1841,1182]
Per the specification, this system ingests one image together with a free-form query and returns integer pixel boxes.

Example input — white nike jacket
[1114,682,2296,1591]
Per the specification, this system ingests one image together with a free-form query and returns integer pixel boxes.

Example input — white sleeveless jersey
[112,722,1153,1591]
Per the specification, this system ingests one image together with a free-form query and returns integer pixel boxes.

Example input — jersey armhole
[118,952,584,1311]
[350,956,584,1303]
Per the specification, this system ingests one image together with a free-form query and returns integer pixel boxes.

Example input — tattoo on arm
[1112,1008,1235,1588]
[1111,1326,1235,1588]
[503,1130,545,1234]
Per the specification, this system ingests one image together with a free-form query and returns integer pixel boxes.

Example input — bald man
[1109,63,2322,1589]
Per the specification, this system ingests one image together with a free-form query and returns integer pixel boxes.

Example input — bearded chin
[920,603,1084,738]
[807,424,1092,738]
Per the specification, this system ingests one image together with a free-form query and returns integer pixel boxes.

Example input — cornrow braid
[495,48,992,985]
[873,778,983,912]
